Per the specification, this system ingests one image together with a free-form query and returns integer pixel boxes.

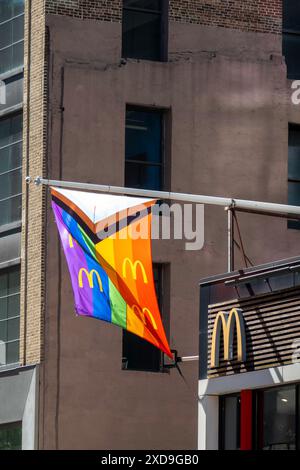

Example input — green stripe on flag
[109,279,127,329]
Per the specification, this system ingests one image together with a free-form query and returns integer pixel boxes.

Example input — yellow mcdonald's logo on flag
[78,268,104,292]
[122,258,148,284]
[132,305,158,330]
[210,308,246,368]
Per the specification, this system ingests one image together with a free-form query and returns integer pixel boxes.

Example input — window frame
[0,8,24,77]
[0,421,22,450]
[0,263,21,369]
[122,263,170,373]
[122,0,169,62]
[283,1,300,79]
[288,123,300,229]
[0,110,23,229]
[125,105,169,192]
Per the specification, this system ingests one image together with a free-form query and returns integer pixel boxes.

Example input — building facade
[1,0,300,449]
[199,256,300,450]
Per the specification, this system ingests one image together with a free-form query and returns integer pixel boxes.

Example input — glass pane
[125,108,163,190]
[6,340,19,364]
[0,194,21,225]
[283,0,300,31]
[0,321,7,342]
[0,75,24,114]
[122,10,162,61]
[0,142,22,174]
[0,423,22,450]
[283,34,300,80]
[0,271,8,297]
[13,0,24,17]
[0,20,12,49]
[0,1,12,24]
[122,329,161,371]
[222,396,240,450]
[124,0,162,10]
[261,386,296,450]
[289,126,300,179]
[0,44,13,74]
[0,167,22,200]
[7,294,20,318]
[12,40,23,69]
[8,267,20,295]
[0,297,8,321]
[7,317,19,341]
[0,117,11,148]
[11,113,23,142]
[288,181,300,206]
[125,161,162,190]
[12,15,24,43]
[0,340,6,365]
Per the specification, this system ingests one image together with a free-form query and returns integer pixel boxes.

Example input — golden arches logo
[122,258,148,284]
[132,305,158,331]
[78,268,103,292]
[69,234,76,248]
[210,308,246,368]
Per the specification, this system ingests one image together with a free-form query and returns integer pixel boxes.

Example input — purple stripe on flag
[53,202,94,317]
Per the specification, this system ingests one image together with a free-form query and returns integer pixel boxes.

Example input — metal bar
[178,355,199,362]
[227,208,234,272]
[32,176,300,217]
[234,206,300,220]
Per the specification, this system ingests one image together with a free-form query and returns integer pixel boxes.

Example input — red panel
[240,390,253,450]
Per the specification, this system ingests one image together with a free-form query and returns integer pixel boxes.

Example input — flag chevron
[51,187,172,359]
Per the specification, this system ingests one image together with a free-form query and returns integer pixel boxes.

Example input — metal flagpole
[30,176,300,217]
[29,175,300,364]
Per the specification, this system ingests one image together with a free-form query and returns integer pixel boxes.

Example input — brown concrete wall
[37,12,300,450]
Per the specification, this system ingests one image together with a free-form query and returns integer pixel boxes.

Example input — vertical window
[122,0,168,61]
[0,0,24,75]
[0,113,22,227]
[283,0,300,79]
[288,124,300,229]
[219,395,241,450]
[257,386,296,450]
[0,422,22,450]
[0,265,20,366]
[125,106,164,191]
[122,264,166,372]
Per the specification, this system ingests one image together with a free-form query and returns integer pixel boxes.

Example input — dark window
[122,0,168,62]
[122,264,166,372]
[257,386,296,450]
[0,265,20,366]
[288,124,300,229]
[125,107,164,191]
[219,394,241,450]
[0,113,22,227]
[0,1,24,75]
[283,0,300,79]
[0,422,21,450]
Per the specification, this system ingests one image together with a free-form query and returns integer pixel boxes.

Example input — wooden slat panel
[207,286,300,378]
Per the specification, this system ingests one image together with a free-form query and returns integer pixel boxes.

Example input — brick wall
[169,0,282,34]
[20,0,47,365]
[45,0,282,35]
[46,0,122,21]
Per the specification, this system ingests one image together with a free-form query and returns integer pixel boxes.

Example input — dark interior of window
[122,264,164,372]
[220,384,300,450]
[283,0,300,79]
[219,394,241,450]
[0,422,21,450]
[288,124,300,229]
[125,107,164,191]
[122,0,167,62]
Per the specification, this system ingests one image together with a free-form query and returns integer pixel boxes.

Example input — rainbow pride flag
[51,187,172,358]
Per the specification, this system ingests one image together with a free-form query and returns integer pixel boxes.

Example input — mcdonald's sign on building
[198,256,300,451]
